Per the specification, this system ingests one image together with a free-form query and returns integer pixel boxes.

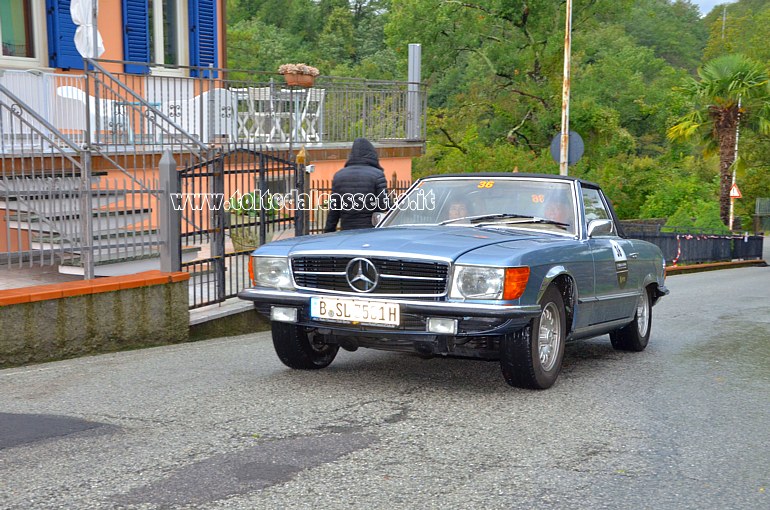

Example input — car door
[582,187,638,324]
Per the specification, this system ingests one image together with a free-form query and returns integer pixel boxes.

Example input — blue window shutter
[122,0,150,74]
[189,0,218,78]
[46,0,84,69]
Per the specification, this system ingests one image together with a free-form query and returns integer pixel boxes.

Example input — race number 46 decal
[609,240,629,289]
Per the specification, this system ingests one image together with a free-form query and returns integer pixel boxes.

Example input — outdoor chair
[55,86,132,144]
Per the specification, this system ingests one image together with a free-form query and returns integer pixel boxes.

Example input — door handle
[628,252,639,259]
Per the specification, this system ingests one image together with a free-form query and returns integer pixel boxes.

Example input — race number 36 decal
[609,240,629,289]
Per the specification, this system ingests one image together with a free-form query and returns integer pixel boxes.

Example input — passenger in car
[544,196,573,228]
[446,201,469,220]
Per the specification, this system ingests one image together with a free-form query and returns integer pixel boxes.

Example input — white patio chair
[55,86,131,144]
[199,88,238,143]
[156,89,237,144]
[248,87,278,142]
[301,88,325,143]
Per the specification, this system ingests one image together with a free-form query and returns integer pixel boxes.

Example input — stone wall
[0,271,190,367]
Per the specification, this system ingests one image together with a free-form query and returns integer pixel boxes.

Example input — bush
[663,199,729,234]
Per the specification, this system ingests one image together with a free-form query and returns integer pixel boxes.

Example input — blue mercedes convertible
[238,174,668,389]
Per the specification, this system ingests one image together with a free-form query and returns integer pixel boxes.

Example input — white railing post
[407,43,422,141]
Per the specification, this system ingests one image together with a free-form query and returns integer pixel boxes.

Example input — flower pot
[230,226,275,252]
[283,73,315,88]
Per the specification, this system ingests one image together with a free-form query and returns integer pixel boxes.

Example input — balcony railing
[0,60,426,153]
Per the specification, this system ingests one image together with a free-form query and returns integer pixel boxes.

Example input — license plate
[310,296,400,326]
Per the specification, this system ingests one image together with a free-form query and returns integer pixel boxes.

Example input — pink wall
[311,158,413,185]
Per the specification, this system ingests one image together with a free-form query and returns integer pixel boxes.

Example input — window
[149,0,181,66]
[0,0,35,58]
[3,0,47,69]
[582,187,615,235]
[122,0,215,75]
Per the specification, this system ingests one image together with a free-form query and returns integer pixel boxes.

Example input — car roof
[417,172,601,189]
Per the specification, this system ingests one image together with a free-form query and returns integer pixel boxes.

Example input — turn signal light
[248,256,255,285]
[503,267,530,300]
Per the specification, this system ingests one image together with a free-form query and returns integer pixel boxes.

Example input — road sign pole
[729,97,741,230]
[559,0,573,176]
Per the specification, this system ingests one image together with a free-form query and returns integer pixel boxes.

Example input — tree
[703,2,770,64]
[667,54,770,225]
[623,0,707,71]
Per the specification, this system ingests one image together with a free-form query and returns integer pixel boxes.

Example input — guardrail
[623,224,764,265]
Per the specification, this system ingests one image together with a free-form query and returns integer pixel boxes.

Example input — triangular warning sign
[730,183,742,199]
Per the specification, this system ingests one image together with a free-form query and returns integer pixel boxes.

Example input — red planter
[283,74,315,88]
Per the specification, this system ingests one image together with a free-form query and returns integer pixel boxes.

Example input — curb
[665,259,767,276]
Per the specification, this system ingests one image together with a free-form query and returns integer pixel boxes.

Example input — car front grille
[291,256,449,296]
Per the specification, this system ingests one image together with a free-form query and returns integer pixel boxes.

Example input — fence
[1,82,88,269]
[0,70,88,149]
[623,224,764,265]
[173,148,300,309]
[1,61,426,151]
[1,58,426,306]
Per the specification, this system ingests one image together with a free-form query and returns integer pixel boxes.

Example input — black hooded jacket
[324,138,388,232]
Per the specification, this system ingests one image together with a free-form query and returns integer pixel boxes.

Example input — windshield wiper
[477,217,571,228]
[438,213,534,226]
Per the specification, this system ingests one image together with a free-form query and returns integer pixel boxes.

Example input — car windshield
[380,177,577,235]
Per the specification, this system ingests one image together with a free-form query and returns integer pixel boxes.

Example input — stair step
[0,189,129,201]
[31,228,159,244]
[60,246,200,272]
[0,172,109,190]
[7,207,152,222]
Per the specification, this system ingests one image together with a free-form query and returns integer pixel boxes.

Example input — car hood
[267,226,565,261]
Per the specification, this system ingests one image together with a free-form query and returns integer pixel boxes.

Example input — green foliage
[227,19,311,73]
[703,1,770,64]
[229,191,281,218]
[664,200,730,234]
[227,0,770,229]
[624,0,707,70]
[668,52,770,223]
[640,176,712,220]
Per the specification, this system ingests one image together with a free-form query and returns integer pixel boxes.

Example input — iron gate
[178,147,303,308]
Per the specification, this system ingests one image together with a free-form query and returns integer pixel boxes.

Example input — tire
[271,322,339,370]
[609,286,652,352]
[500,285,566,389]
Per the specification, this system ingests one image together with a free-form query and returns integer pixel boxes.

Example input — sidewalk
[0,266,81,291]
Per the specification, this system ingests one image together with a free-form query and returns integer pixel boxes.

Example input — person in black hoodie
[324,138,389,232]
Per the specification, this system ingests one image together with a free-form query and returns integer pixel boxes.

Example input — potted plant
[278,63,320,88]
[228,192,282,252]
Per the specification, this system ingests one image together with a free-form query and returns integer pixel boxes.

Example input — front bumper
[237,287,541,336]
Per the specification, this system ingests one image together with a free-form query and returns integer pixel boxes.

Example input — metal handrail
[0,88,85,255]
[85,58,209,153]
[0,83,83,156]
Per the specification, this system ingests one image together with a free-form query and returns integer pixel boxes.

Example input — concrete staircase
[0,172,198,276]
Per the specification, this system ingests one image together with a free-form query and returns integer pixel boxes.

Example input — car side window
[582,188,615,235]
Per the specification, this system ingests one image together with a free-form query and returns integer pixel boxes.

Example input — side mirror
[372,212,385,226]
[587,219,614,238]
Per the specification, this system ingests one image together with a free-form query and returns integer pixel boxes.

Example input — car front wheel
[500,286,566,389]
[271,322,339,369]
[609,286,652,352]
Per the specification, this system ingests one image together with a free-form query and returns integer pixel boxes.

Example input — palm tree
[668,54,770,225]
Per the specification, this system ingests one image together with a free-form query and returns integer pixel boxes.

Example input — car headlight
[449,265,530,300]
[251,256,294,290]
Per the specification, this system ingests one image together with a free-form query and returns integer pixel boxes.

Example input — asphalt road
[1,267,769,509]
